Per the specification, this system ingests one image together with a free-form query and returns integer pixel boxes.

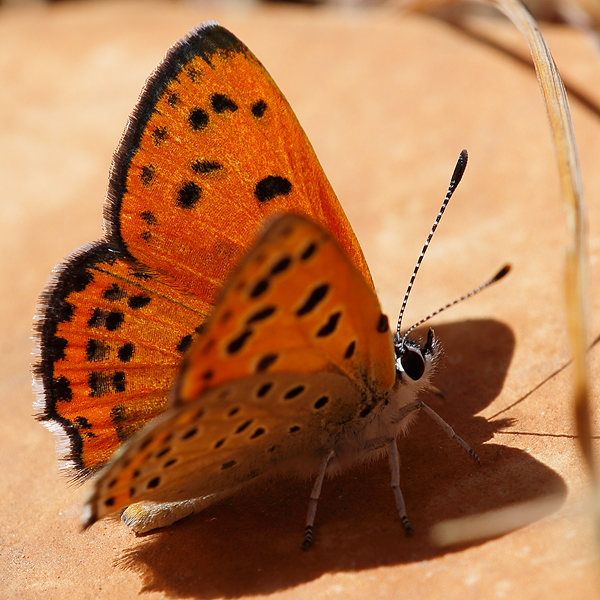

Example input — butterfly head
[394,327,438,384]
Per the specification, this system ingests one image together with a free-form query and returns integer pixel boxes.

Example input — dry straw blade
[430,496,564,546]
[397,0,594,544]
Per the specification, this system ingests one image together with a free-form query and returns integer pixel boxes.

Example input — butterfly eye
[400,349,425,381]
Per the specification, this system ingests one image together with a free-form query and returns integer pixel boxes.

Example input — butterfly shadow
[116,318,566,598]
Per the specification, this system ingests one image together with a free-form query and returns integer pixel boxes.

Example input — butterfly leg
[121,497,213,534]
[390,400,480,464]
[418,401,480,465]
[302,449,335,551]
[389,437,414,537]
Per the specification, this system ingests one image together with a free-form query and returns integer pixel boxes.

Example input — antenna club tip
[451,150,469,185]
[492,264,512,282]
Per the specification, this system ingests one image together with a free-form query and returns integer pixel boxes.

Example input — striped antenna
[396,149,469,338]
[401,264,511,341]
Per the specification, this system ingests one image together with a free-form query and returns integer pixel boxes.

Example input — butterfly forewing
[108,23,373,300]
[175,215,396,405]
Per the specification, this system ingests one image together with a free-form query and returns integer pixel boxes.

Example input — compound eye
[401,349,425,380]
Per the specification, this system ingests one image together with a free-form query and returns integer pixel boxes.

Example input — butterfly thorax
[325,328,439,473]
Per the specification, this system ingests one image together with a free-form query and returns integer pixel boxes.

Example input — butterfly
[34,22,508,550]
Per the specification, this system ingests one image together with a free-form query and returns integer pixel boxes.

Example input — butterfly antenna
[396,149,469,339]
[402,264,511,340]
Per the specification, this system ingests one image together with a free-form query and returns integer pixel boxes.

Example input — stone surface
[0,1,599,598]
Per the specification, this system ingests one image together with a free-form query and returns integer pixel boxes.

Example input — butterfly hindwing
[84,371,363,524]
[35,243,208,475]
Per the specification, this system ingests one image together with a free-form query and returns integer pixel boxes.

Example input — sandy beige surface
[1,1,599,598]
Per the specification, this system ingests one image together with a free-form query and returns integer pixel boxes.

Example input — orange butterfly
[34,22,507,549]
[35,23,369,478]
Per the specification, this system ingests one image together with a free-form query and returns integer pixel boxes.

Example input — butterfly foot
[121,498,210,533]
[301,525,314,551]
[468,448,481,466]
[401,515,414,538]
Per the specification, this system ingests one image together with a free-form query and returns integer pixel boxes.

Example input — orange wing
[106,23,372,297]
[83,216,395,524]
[35,244,207,477]
[35,23,371,478]
[174,214,395,407]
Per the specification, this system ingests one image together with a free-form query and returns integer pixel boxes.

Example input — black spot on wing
[284,386,305,400]
[86,339,109,362]
[176,181,202,209]
[118,343,134,362]
[103,284,126,301]
[359,405,373,418]
[191,160,222,174]
[182,427,198,440]
[300,242,316,261]
[227,330,253,354]
[140,211,157,226]
[257,382,272,398]
[152,127,168,146]
[251,100,267,117]
[246,306,275,324]
[377,314,390,333]
[344,341,356,359]
[270,256,291,275]
[177,334,193,353]
[235,420,253,434]
[317,312,341,337]
[254,176,292,203]
[256,353,278,373]
[140,165,155,186]
[112,371,126,393]
[189,108,209,130]
[250,278,269,299]
[211,93,238,113]
[297,284,329,316]
[89,372,110,397]
[314,396,329,409]
[128,295,151,309]
[105,312,124,331]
